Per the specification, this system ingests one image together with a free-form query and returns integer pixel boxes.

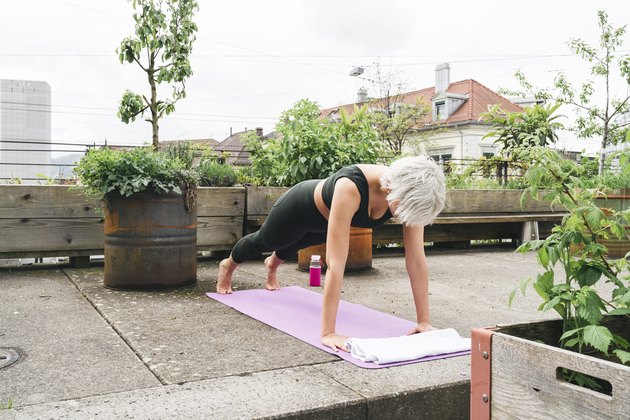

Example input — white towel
[345,328,471,365]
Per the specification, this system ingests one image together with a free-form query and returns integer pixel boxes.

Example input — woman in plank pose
[216,156,446,352]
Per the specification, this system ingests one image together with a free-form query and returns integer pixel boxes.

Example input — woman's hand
[322,333,349,352]
[406,322,436,335]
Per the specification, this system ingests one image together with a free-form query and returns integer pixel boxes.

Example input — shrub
[197,161,236,187]
[74,146,198,198]
[162,141,196,169]
[246,99,385,186]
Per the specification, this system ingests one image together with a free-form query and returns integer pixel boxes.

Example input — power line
[0,139,125,148]
[49,0,129,21]
[0,105,278,123]
[0,101,278,121]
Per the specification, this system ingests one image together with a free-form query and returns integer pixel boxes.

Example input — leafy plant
[480,103,564,152]
[512,147,630,369]
[74,146,198,200]
[162,140,196,169]
[246,99,385,186]
[445,155,528,190]
[116,0,199,148]
[197,160,236,187]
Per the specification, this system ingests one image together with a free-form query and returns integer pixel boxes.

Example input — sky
[2,0,630,157]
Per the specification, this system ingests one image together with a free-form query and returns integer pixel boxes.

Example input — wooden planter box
[196,186,246,251]
[471,318,630,420]
[245,187,569,249]
[0,185,246,263]
[374,189,567,246]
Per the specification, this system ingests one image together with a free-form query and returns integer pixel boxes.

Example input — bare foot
[217,258,236,294]
[264,255,282,291]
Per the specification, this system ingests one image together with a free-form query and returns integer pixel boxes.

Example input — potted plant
[471,147,630,419]
[73,0,201,289]
[74,146,199,289]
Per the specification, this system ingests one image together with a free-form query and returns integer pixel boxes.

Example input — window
[435,101,446,120]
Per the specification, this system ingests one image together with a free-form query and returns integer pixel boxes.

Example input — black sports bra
[321,165,393,228]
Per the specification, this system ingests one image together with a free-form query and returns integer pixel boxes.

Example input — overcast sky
[2,0,629,155]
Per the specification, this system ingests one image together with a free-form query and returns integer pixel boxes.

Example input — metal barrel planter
[103,190,197,289]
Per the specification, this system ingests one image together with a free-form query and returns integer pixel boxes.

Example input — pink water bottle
[309,255,322,287]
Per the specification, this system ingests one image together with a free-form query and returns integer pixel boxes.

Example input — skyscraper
[0,79,52,182]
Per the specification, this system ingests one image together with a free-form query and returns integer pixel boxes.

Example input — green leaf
[537,247,549,267]
[583,325,613,353]
[564,338,581,348]
[573,263,603,287]
[560,327,583,341]
[576,289,605,324]
[533,271,554,299]
[608,308,630,316]
[613,349,630,364]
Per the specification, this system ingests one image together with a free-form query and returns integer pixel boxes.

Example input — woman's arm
[320,178,360,351]
[402,223,434,334]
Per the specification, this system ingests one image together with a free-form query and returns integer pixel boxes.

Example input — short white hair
[380,156,446,226]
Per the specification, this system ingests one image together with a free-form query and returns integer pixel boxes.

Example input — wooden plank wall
[0,186,565,259]
[0,185,246,259]
[244,187,567,245]
[0,185,104,257]
[196,187,246,250]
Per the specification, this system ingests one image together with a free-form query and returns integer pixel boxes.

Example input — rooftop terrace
[1,246,555,419]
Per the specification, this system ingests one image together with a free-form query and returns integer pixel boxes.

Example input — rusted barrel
[297,227,372,272]
[103,190,197,289]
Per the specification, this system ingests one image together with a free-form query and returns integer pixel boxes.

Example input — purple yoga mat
[207,286,469,369]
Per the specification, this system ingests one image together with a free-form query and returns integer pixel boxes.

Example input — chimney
[256,127,263,137]
[435,62,450,94]
[357,87,368,103]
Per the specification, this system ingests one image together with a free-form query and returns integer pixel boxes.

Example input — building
[214,127,280,166]
[0,79,52,182]
[320,63,524,161]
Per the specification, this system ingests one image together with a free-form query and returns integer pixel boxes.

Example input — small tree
[361,62,431,155]
[117,0,199,149]
[501,10,630,175]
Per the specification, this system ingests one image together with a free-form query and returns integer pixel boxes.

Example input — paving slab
[64,266,336,385]
[1,247,565,418]
[0,268,160,408]
[9,365,366,420]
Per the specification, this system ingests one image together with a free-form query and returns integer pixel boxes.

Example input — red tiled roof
[320,79,523,126]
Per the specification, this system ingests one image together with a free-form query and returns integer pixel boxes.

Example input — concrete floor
[0,246,558,419]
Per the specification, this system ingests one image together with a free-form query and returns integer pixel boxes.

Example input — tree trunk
[598,123,609,175]
[148,60,159,150]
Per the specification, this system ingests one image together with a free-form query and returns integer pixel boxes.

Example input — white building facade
[0,79,52,182]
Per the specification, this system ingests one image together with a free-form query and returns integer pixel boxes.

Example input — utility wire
[0,101,278,121]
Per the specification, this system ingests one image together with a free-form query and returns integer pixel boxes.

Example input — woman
[217,156,446,352]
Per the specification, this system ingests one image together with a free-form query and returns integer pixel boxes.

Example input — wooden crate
[471,318,630,420]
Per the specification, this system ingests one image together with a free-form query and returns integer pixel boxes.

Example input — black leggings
[231,180,328,263]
